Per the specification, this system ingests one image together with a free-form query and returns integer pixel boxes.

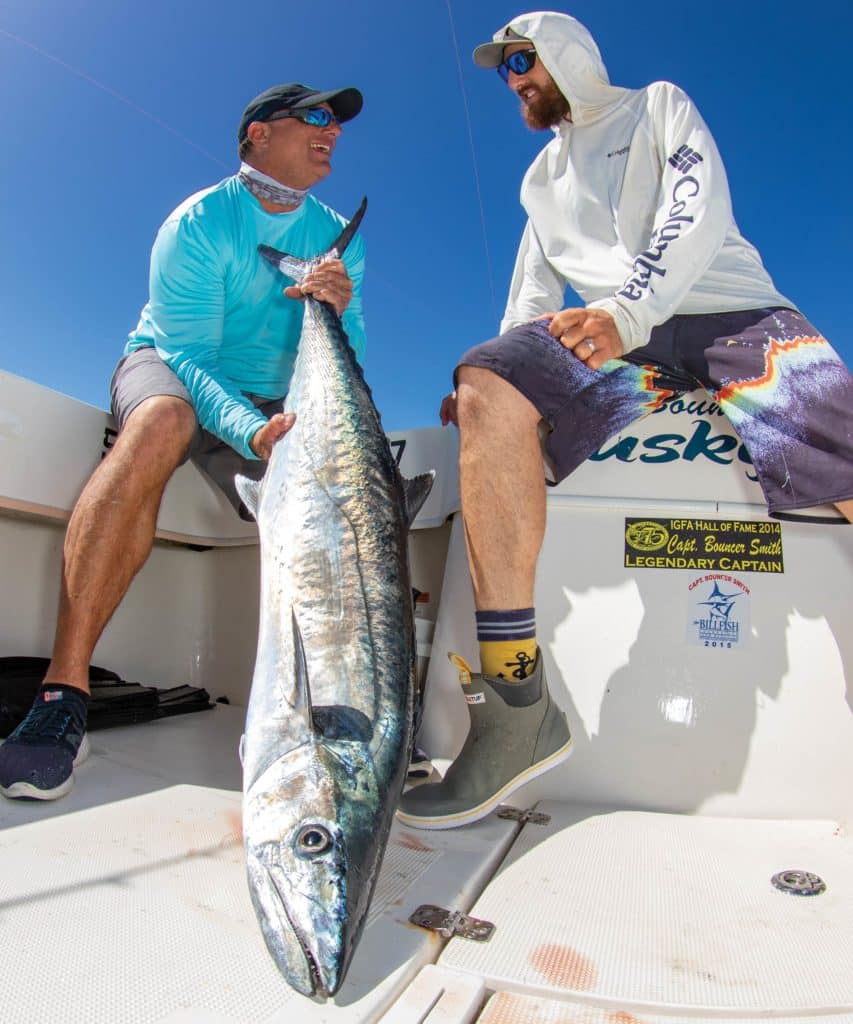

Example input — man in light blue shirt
[0,82,366,801]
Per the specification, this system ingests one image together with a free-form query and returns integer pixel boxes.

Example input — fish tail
[327,196,367,260]
[258,197,367,282]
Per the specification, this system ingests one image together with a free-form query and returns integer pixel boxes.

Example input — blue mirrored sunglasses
[267,106,338,128]
[497,48,537,83]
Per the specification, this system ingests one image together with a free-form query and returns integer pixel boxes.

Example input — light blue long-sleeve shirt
[126,175,366,459]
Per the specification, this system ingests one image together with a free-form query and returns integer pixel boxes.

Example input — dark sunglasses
[267,106,339,128]
[497,48,537,82]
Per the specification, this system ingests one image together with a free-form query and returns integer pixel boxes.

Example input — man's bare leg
[455,365,546,611]
[396,367,573,830]
[44,396,197,692]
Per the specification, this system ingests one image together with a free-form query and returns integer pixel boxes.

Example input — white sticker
[687,573,751,650]
[465,692,486,705]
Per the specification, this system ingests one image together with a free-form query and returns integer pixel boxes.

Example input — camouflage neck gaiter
[239,162,308,209]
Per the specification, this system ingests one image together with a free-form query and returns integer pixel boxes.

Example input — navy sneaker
[0,685,90,800]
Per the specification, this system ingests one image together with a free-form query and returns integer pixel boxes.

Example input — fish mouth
[282,908,328,998]
[270,867,344,998]
[249,856,345,998]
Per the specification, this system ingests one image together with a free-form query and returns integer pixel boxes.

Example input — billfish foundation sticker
[624,517,783,573]
[687,573,751,649]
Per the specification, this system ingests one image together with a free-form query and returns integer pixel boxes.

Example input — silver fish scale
[243,296,413,792]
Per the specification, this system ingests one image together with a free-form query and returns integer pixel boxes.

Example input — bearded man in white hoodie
[397,10,853,831]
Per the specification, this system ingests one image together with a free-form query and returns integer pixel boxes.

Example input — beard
[521,80,571,130]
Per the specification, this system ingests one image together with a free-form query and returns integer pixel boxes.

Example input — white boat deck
[0,706,518,1024]
[3,372,853,1021]
[442,802,853,1020]
[3,709,851,1022]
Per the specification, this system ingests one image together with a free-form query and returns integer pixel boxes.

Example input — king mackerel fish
[236,198,433,999]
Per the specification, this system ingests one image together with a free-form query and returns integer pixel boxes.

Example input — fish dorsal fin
[403,471,435,527]
[258,197,367,283]
[291,610,316,734]
[235,474,262,520]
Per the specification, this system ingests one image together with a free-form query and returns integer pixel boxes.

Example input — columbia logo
[668,144,703,172]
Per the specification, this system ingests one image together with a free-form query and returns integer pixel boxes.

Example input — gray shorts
[459,308,853,516]
[110,347,282,517]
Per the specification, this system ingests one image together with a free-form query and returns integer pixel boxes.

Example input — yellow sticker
[625,520,670,552]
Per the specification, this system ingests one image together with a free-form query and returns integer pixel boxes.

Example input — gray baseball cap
[472,27,532,68]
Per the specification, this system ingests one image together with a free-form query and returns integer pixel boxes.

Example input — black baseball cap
[238,83,363,142]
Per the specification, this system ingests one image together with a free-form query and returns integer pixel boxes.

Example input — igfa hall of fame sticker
[687,573,751,650]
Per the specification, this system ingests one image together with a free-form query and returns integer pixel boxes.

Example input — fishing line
[443,0,500,326]
[0,27,230,170]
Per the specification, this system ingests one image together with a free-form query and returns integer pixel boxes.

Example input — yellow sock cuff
[479,638,537,680]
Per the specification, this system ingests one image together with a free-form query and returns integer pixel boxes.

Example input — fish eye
[295,824,332,857]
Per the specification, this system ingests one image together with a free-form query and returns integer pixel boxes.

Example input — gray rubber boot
[396,651,572,830]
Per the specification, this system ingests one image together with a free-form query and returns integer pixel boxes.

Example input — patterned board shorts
[459,307,853,516]
[110,346,282,516]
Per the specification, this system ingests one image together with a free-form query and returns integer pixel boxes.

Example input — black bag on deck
[0,657,213,738]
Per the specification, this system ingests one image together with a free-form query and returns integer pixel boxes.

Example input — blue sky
[1,1,850,431]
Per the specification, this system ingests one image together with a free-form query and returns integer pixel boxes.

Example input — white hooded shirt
[496,12,794,352]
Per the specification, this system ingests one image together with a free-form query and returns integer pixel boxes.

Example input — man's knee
[115,395,197,469]
[456,365,539,428]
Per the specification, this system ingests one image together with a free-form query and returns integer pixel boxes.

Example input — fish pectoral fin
[403,471,436,527]
[235,474,262,520]
[312,705,373,743]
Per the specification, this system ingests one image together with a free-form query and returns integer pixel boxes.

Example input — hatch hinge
[497,806,551,826]
[409,904,495,941]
